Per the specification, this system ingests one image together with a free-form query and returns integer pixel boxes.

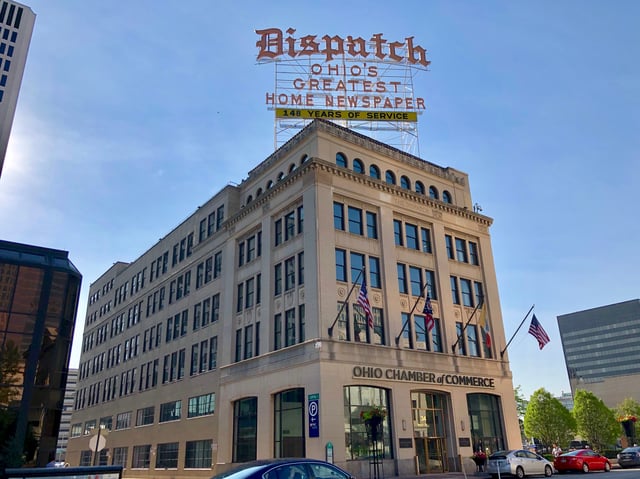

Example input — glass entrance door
[411,392,449,473]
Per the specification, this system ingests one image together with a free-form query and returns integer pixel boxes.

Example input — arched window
[300,154,309,164]
[267,180,274,189]
[400,175,411,190]
[415,181,425,194]
[289,163,297,173]
[233,397,257,462]
[246,195,253,204]
[343,385,392,460]
[429,186,439,200]
[467,393,506,454]
[369,164,381,180]
[336,152,348,168]
[274,388,306,458]
[277,172,284,181]
[256,188,263,197]
[385,170,396,185]
[442,190,452,203]
[353,158,364,174]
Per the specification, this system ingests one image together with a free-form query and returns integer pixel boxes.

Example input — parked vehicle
[210,458,355,479]
[617,446,640,469]
[553,449,611,473]
[486,449,554,478]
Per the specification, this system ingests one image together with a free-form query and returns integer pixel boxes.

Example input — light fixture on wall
[461,419,465,431]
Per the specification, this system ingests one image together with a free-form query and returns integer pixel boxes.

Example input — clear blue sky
[1,1,638,401]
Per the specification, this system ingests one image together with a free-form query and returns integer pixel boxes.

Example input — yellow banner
[276,108,418,122]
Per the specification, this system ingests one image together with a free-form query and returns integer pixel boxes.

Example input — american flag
[357,276,374,329]
[528,314,550,350]
[423,295,435,332]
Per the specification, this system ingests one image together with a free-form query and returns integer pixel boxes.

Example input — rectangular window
[159,400,182,422]
[455,322,467,355]
[235,329,242,362]
[115,411,131,430]
[209,336,218,369]
[136,406,155,426]
[297,205,304,234]
[244,324,253,359]
[298,252,304,285]
[207,212,216,236]
[274,218,283,246]
[285,257,295,290]
[397,263,407,294]
[369,256,381,289]
[455,238,468,263]
[245,277,255,308]
[205,257,213,283]
[193,303,202,330]
[335,249,347,282]
[212,294,220,322]
[409,266,422,296]
[112,447,128,467]
[350,252,364,283]
[405,223,419,249]
[188,393,215,418]
[285,308,296,347]
[432,318,443,353]
[460,278,474,307]
[469,241,479,265]
[366,211,378,239]
[214,252,222,278]
[199,219,206,242]
[238,241,245,267]
[474,282,484,306]
[216,205,224,229]
[79,451,93,467]
[450,276,460,305]
[348,206,363,235]
[274,313,282,350]
[421,227,432,253]
[190,344,199,376]
[274,263,282,295]
[298,305,305,343]
[285,211,295,240]
[393,219,403,246]
[185,440,212,469]
[445,235,454,259]
[467,325,480,357]
[247,236,256,262]
[132,445,151,469]
[425,269,437,300]
[333,202,345,230]
[414,314,428,351]
[156,442,179,469]
[236,283,244,313]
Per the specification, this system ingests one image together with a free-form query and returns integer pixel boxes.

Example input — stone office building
[66,119,521,477]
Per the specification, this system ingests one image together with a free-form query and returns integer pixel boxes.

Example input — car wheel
[582,462,589,473]
[516,466,525,479]
[604,462,610,472]
[545,465,553,477]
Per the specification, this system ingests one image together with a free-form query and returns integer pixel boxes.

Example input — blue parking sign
[308,394,319,437]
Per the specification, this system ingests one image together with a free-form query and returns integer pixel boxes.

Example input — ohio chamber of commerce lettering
[352,366,496,389]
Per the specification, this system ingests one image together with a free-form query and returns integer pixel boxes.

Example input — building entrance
[411,391,449,474]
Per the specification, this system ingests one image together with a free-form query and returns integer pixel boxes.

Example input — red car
[554,449,612,473]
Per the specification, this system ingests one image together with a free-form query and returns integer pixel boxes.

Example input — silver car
[486,449,554,478]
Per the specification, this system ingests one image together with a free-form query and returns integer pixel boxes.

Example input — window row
[244,156,311,207]
[445,234,479,265]
[236,274,262,313]
[195,251,222,288]
[273,305,305,351]
[274,205,304,246]
[190,336,218,375]
[171,233,194,267]
[274,253,304,296]
[333,202,378,239]
[238,230,262,267]
[198,204,225,243]
[235,322,260,362]
[394,219,432,253]
[335,152,453,203]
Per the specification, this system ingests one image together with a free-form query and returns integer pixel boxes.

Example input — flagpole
[395,281,431,346]
[328,267,364,338]
[450,298,483,355]
[500,304,535,359]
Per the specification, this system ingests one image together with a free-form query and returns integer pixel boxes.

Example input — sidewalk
[392,473,489,479]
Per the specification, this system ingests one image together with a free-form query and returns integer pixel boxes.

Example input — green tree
[514,386,528,418]
[524,388,576,448]
[0,340,22,405]
[573,389,619,451]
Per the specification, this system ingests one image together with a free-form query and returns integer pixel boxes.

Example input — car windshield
[211,464,267,479]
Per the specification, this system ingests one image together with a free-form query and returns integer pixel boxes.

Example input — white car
[486,449,554,478]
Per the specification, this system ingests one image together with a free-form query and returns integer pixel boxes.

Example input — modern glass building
[557,299,640,408]
[0,240,82,467]
[0,0,35,178]
[66,120,521,477]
